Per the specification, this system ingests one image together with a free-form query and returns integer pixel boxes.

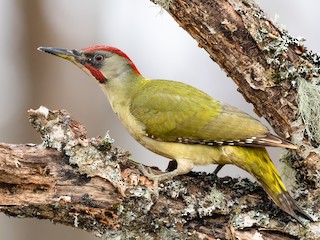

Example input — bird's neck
[100,71,147,113]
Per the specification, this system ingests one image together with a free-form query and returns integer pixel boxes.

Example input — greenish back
[130,80,268,142]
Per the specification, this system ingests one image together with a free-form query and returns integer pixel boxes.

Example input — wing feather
[130,80,294,149]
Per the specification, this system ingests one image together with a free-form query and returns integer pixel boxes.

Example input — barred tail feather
[254,133,298,149]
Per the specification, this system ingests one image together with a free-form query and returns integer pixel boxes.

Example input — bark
[1,0,320,239]
[0,106,317,240]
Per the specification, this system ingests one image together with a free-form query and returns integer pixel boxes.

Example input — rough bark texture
[0,107,317,240]
[1,0,320,239]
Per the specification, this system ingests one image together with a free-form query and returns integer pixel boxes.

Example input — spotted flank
[146,133,297,149]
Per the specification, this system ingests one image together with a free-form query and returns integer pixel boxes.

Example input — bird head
[38,45,141,84]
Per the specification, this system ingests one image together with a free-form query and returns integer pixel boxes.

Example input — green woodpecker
[38,45,313,224]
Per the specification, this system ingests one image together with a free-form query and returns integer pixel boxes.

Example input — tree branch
[0,106,318,239]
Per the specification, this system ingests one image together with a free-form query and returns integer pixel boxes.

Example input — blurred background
[0,0,319,239]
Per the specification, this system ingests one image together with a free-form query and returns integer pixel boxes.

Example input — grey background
[0,1,319,239]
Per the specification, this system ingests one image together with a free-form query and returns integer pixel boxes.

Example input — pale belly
[138,136,230,166]
[109,100,231,167]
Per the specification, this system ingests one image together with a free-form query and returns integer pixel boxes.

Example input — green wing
[130,79,268,142]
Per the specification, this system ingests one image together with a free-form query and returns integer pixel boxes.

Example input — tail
[276,191,314,225]
[227,146,313,225]
[259,179,313,225]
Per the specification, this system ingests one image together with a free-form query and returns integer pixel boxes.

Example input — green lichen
[103,131,115,144]
[161,179,188,198]
[182,185,230,219]
[153,0,175,10]
[279,150,298,191]
[158,227,188,240]
[232,210,270,229]
[297,77,320,144]
[261,28,320,145]
[263,34,308,83]
[197,187,230,217]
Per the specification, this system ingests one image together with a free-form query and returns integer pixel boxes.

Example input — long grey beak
[37,47,82,62]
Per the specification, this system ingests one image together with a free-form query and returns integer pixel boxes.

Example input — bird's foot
[138,164,161,200]
[138,160,193,200]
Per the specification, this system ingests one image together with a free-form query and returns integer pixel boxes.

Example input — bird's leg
[166,160,177,172]
[213,164,225,177]
[138,164,160,199]
[138,159,194,199]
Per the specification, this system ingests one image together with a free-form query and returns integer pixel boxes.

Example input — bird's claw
[138,164,160,200]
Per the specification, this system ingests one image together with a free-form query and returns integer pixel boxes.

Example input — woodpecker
[38,45,313,225]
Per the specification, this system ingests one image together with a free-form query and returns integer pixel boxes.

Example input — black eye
[93,54,104,62]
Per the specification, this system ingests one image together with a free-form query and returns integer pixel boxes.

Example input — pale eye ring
[93,54,104,62]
